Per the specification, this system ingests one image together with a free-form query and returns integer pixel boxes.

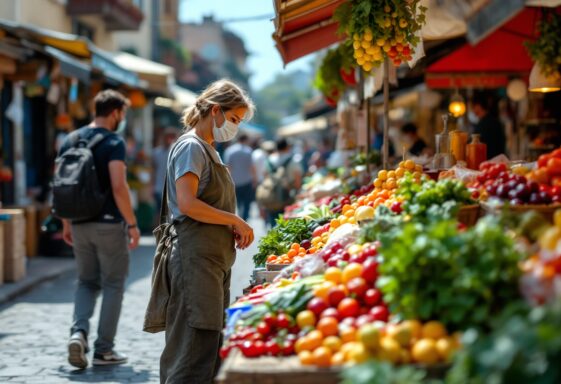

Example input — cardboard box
[8,205,38,257]
[0,209,26,282]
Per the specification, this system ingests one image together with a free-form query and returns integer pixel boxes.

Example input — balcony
[66,0,144,31]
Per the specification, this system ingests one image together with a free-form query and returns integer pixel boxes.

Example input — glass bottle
[450,130,468,163]
[467,134,487,170]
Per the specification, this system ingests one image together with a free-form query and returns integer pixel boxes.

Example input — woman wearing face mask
[158,80,255,383]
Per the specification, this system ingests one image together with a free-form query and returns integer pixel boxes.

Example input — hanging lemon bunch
[335,0,427,73]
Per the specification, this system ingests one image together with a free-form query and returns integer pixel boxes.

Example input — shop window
[72,20,95,42]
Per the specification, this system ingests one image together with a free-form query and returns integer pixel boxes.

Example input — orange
[331,352,345,366]
[296,310,317,328]
[308,247,317,254]
[342,263,364,283]
[312,346,333,367]
[342,204,352,214]
[347,342,370,363]
[422,321,447,340]
[345,209,355,218]
[396,167,405,178]
[313,281,335,301]
[291,243,300,250]
[357,196,367,205]
[307,330,324,350]
[323,336,343,353]
[412,339,440,364]
[435,337,455,361]
[373,178,383,188]
[267,255,277,262]
[340,326,357,343]
[287,249,298,258]
[404,159,415,170]
[387,170,396,179]
[330,219,340,229]
[295,338,307,354]
[324,267,342,284]
[378,337,402,363]
[378,169,388,181]
[317,317,339,337]
[401,319,422,340]
[299,350,314,365]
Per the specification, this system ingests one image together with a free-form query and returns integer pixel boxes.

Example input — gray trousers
[70,222,129,354]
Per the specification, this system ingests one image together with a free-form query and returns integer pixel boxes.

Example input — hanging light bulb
[448,91,466,117]
[529,62,561,93]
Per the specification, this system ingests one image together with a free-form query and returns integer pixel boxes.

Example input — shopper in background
[401,122,432,157]
[60,90,140,369]
[158,79,255,384]
[224,133,256,221]
[263,138,302,227]
[470,93,507,159]
[152,127,178,219]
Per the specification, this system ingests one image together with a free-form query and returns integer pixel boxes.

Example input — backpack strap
[87,133,110,149]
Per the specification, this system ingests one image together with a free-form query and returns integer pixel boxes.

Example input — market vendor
[401,122,432,157]
[470,94,506,159]
[158,79,255,383]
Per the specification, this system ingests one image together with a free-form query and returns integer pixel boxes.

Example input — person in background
[61,90,140,369]
[254,140,276,222]
[224,133,256,221]
[152,127,178,218]
[401,122,432,157]
[470,93,507,159]
[264,138,302,227]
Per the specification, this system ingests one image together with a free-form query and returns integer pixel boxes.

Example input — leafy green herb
[447,300,561,384]
[377,216,525,331]
[341,361,439,384]
[253,217,312,267]
[525,10,561,79]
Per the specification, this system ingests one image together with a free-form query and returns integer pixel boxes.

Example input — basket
[266,263,291,271]
[481,201,561,223]
[457,204,481,227]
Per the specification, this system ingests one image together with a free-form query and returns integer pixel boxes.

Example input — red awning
[426,8,538,88]
[273,0,345,65]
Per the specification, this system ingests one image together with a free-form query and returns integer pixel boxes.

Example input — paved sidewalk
[0,210,266,383]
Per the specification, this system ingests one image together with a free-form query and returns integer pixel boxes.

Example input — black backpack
[52,131,109,221]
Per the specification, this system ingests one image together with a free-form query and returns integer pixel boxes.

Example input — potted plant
[314,44,356,105]
[334,0,426,72]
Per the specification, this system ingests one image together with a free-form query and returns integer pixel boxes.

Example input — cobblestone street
[0,214,265,383]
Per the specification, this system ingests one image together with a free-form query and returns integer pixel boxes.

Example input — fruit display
[334,0,427,71]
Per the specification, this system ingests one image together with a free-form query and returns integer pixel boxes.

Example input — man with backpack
[256,138,302,227]
[55,90,140,369]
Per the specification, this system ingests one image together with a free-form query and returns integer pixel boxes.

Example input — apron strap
[159,133,192,225]
[190,134,219,165]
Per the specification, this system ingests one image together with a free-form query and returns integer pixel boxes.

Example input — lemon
[353,40,361,50]
[378,337,402,363]
[422,321,447,340]
[376,38,386,47]
[412,339,440,364]
[355,48,364,58]
[355,206,375,221]
[361,40,371,49]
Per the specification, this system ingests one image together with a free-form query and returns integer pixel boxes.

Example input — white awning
[109,51,175,94]
[172,85,197,107]
[277,116,328,137]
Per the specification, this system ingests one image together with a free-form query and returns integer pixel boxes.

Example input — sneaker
[68,331,88,369]
[92,350,128,366]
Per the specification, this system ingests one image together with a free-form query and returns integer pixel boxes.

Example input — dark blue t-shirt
[59,126,126,223]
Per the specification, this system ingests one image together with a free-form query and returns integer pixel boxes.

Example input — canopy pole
[366,95,371,175]
[382,59,390,170]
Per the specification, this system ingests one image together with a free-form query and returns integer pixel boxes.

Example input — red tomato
[257,322,271,336]
[547,158,561,176]
[321,307,342,321]
[240,340,264,358]
[538,154,551,168]
[307,297,329,317]
[347,277,368,298]
[265,340,281,356]
[551,148,561,159]
[369,306,389,322]
[328,286,347,307]
[281,339,295,356]
[338,298,360,318]
[361,258,379,283]
[277,313,293,329]
[263,313,277,328]
[363,288,382,307]
[219,345,232,359]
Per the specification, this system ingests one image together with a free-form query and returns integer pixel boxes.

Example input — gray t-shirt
[166,132,223,221]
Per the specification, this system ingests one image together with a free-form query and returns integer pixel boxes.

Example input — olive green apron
[160,134,237,384]
[175,135,237,330]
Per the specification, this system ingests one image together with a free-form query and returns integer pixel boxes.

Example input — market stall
[217,1,561,383]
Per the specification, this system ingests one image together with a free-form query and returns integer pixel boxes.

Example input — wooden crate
[216,351,341,384]
[457,204,481,227]
[0,209,26,282]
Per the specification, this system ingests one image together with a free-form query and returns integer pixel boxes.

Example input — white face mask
[212,108,239,142]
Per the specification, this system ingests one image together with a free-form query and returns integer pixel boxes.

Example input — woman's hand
[233,218,254,250]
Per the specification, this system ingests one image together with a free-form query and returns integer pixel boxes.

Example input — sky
[179,0,315,91]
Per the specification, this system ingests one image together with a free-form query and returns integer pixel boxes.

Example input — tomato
[347,277,368,298]
[338,298,360,318]
[320,307,342,321]
[277,313,293,329]
[547,158,561,176]
[369,305,389,322]
[250,285,263,294]
[551,148,561,159]
[240,340,265,358]
[538,154,551,168]
[257,322,271,336]
[327,286,347,307]
[307,297,329,317]
[361,258,379,283]
[363,288,382,307]
[263,313,277,328]
[390,201,402,214]
[281,339,295,356]
[219,345,232,359]
[265,340,281,356]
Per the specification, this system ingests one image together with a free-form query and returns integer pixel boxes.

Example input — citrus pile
[267,242,317,265]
